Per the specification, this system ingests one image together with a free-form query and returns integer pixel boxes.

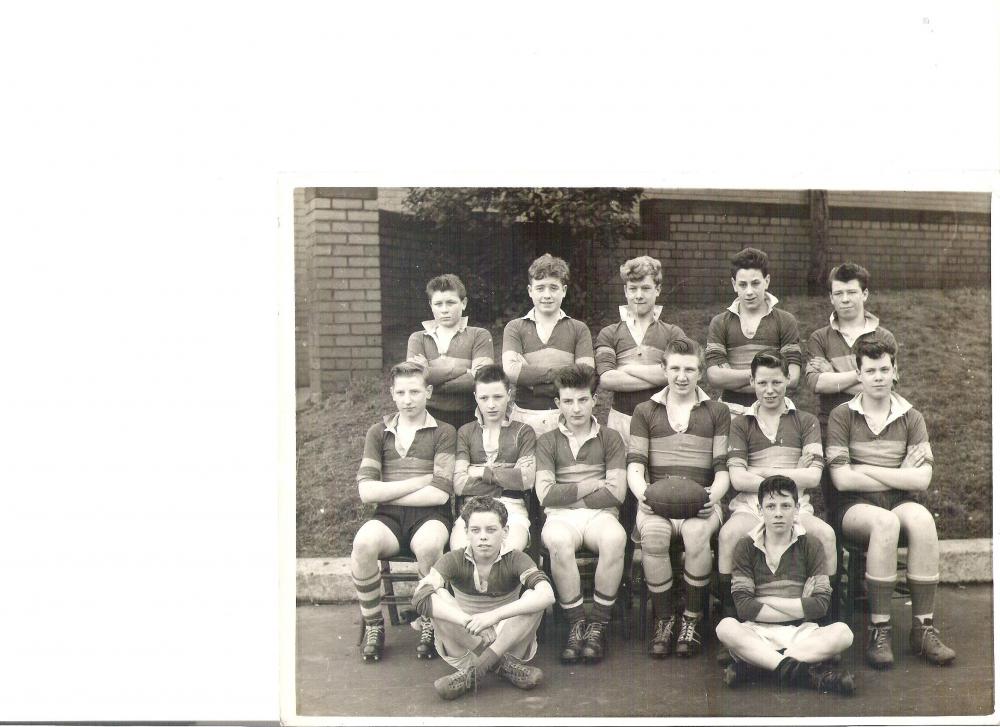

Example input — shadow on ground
[296,584,994,719]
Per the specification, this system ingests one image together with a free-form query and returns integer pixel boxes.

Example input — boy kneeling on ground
[412,496,555,701]
[715,475,856,695]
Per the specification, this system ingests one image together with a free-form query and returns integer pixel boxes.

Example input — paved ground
[296,584,994,719]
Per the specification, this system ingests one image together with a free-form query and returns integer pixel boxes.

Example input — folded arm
[358,474,432,504]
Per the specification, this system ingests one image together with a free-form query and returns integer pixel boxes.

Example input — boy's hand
[802,576,817,597]
[477,626,497,647]
[695,500,716,519]
[467,465,486,479]
[797,452,814,469]
[809,358,834,373]
[465,611,500,636]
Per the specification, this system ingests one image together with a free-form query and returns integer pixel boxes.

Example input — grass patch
[297,288,991,557]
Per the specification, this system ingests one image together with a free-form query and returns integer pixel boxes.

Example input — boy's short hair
[425,273,467,301]
[552,363,598,396]
[828,262,870,293]
[730,247,770,279]
[757,474,799,506]
[460,495,509,527]
[853,337,897,369]
[473,363,510,390]
[619,255,663,286]
[660,336,706,372]
[750,349,789,378]
[528,253,570,285]
[388,360,428,388]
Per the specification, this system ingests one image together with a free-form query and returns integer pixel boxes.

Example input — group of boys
[348,249,956,701]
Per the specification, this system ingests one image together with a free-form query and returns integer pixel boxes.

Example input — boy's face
[858,353,894,400]
[554,386,596,429]
[623,274,661,317]
[474,380,510,424]
[466,510,507,559]
[753,364,789,411]
[390,374,431,417]
[760,490,798,535]
[429,289,467,328]
[527,276,566,315]
[663,352,702,395]
[731,268,770,313]
[830,278,868,320]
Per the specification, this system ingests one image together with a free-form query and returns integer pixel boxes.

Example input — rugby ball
[645,476,709,519]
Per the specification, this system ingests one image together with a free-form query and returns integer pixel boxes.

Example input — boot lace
[678,616,700,644]
[419,617,434,643]
[584,621,605,643]
[871,622,891,648]
[364,622,384,646]
[653,616,675,642]
[567,619,587,648]
[917,622,943,653]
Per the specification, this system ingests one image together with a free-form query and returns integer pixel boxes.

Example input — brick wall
[294,188,989,395]
[300,188,382,397]
[610,195,992,309]
[293,188,309,387]
[379,210,535,364]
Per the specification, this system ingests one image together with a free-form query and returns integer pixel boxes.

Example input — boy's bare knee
[599,526,627,555]
[542,527,575,556]
[830,622,854,649]
[716,617,740,642]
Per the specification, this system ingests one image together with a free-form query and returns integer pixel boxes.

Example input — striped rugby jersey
[454,415,536,500]
[502,309,594,410]
[595,305,686,417]
[412,545,550,617]
[731,523,832,622]
[356,412,456,495]
[627,387,731,490]
[804,312,899,429]
[705,293,802,407]
[826,392,933,471]
[535,417,627,513]
[727,399,824,513]
[406,317,494,413]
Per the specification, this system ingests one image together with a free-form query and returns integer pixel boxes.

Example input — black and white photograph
[292,186,993,720]
[2,2,997,724]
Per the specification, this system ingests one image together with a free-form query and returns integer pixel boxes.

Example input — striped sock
[592,589,616,624]
[684,569,711,616]
[907,573,939,618]
[560,594,585,625]
[352,568,383,624]
[647,576,674,619]
[865,572,896,620]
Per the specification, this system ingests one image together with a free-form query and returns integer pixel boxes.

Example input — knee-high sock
[648,575,674,619]
[907,573,939,619]
[592,589,616,624]
[353,569,382,624]
[560,593,585,624]
[684,569,710,616]
[866,571,896,621]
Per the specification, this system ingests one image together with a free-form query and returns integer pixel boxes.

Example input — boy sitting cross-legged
[715,475,856,695]
[412,496,555,701]
[351,361,456,663]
